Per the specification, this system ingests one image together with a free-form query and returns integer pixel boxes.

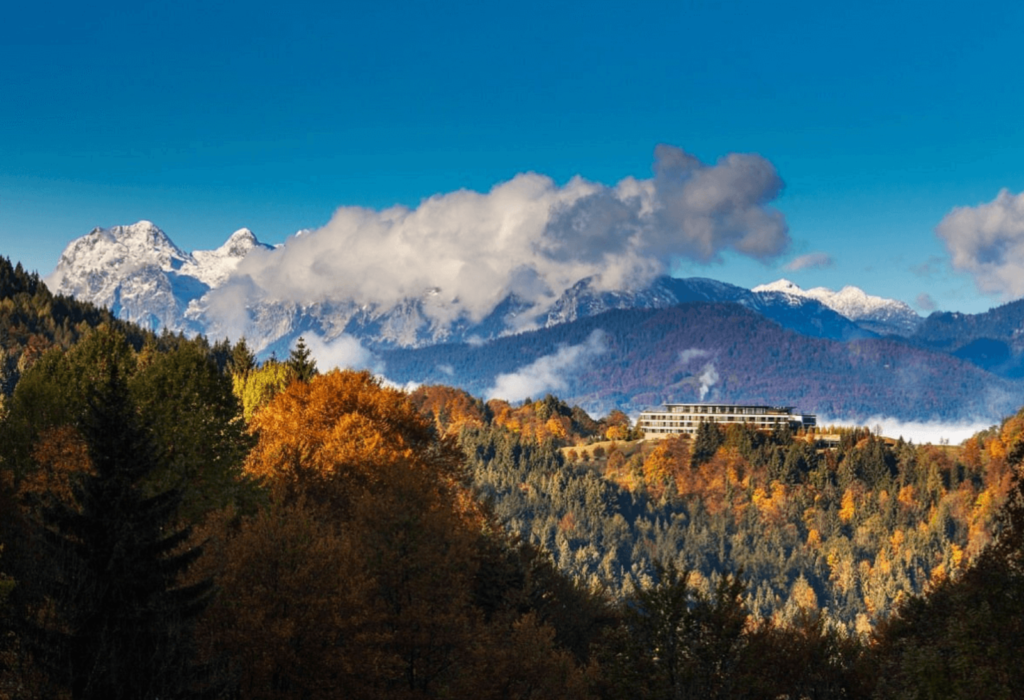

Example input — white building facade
[638,403,816,437]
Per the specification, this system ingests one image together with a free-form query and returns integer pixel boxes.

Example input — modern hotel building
[638,403,817,436]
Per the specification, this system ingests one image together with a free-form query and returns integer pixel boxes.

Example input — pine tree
[691,420,724,468]
[287,336,318,382]
[31,362,214,700]
[228,336,257,377]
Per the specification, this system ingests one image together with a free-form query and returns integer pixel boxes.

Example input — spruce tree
[287,336,318,382]
[32,362,214,699]
[228,336,257,377]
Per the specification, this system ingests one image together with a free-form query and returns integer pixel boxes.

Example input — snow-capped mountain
[753,279,922,336]
[544,276,873,342]
[183,227,272,287]
[47,222,910,357]
[46,221,273,332]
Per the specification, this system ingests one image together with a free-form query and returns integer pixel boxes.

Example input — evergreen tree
[31,362,214,700]
[227,336,257,377]
[691,420,724,468]
[287,336,318,382]
[603,562,748,699]
[130,338,255,521]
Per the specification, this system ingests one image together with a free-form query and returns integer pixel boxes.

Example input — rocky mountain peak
[753,279,921,336]
[218,228,261,256]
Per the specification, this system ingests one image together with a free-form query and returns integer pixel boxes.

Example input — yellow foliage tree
[839,488,857,524]
[244,369,467,512]
[232,360,295,423]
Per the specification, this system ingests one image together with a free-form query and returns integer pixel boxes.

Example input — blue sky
[3,0,1024,314]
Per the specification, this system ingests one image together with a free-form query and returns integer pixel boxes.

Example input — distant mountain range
[45,221,1024,422]
[46,221,915,349]
[380,304,1022,422]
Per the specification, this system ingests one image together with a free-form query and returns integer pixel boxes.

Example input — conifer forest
[2,255,1024,699]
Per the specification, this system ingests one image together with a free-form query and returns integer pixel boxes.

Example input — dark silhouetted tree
[691,420,724,468]
[31,363,214,700]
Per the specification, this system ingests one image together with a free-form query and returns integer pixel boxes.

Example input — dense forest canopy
[1,253,1024,698]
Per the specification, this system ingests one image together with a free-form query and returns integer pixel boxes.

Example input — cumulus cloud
[915,293,937,312]
[784,252,833,271]
[936,188,1024,299]
[205,145,788,334]
[303,333,381,373]
[486,330,607,402]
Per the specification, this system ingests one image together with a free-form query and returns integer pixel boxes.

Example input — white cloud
[936,188,1024,299]
[784,251,833,271]
[303,333,381,373]
[205,145,789,334]
[376,376,421,393]
[486,329,608,402]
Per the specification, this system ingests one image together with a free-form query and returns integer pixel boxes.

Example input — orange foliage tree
[240,370,479,696]
[203,370,591,698]
[407,384,487,436]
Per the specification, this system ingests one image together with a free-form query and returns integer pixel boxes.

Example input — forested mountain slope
[0,298,1022,695]
[383,302,1023,421]
[411,386,1022,635]
[0,255,150,399]
[909,298,1024,378]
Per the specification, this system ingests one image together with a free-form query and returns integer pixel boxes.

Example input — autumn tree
[407,384,488,436]
[601,409,632,441]
[231,359,295,423]
[237,370,486,696]
[194,499,375,700]
[872,434,1024,699]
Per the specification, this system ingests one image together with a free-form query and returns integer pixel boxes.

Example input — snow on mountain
[541,276,872,342]
[183,228,270,287]
[45,223,905,358]
[46,222,272,333]
[753,279,922,336]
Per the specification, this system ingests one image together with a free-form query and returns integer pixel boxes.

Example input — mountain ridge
[380,302,1022,422]
[42,221,1024,421]
[48,221,897,353]
[753,278,922,336]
